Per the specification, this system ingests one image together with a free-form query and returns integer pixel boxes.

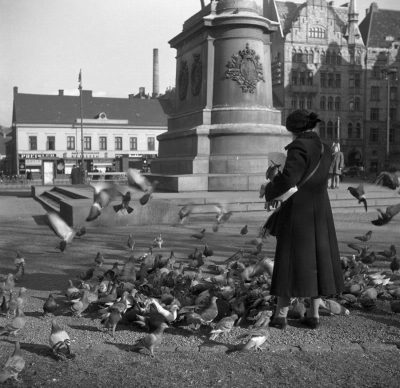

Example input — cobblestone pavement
[0,193,400,387]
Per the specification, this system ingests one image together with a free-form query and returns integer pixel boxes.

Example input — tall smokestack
[152,48,159,98]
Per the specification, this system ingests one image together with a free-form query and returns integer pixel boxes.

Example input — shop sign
[19,153,57,158]
[25,159,42,166]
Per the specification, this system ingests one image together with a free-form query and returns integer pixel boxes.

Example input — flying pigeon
[371,203,400,226]
[347,184,367,211]
[86,182,120,221]
[113,191,134,214]
[126,168,158,205]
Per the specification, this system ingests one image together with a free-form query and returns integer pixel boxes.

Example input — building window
[327,96,334,110]
[130,137,137,151]
[370,86,380,101]
[299,97,305,109]
[308,51,314,64]
[390,87,397,101]
[354,97,361,111]
[291,97,297,109]
[115,137,123,150]
[307,71,313,85]
[354,72,361,88]
[99,136,107,151]
[147,137,155,151]
[356,123,361,138]
[349,73,354,88]
[291,70,298,85]
[370,108,379,121]
[334,97,341,111]
[84,136,91,150]
[47,136,55,151]
[67,136,75,150]
[320,72,326,88]
[370,128,379,142]
[320,96,326,110]
[307,96,312,109]
[390,108,397,121]
[328,73,334,88]
[336,52,342,65]
[319,121,325,138]
[29,136,37,151]
[372,66,381,79]
[327,121,333,139]
[299,71,305,85]
[335,74,341,88]
[348,123,353,138]
[320,51,326,64]
[390,128,395,143]
[292,49,297,62]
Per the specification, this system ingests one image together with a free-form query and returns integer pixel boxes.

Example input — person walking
[328,142,344,189]
[263,109,344,330]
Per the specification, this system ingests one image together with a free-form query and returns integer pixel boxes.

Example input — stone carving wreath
[178,60,189,101]
[191,54,202,96]
[225,43,265,93]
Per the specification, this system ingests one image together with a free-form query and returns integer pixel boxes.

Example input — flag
[78,69,82,88]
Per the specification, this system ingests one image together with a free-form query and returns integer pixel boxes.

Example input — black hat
[285,110,321,133]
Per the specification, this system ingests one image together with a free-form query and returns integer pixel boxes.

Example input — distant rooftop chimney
[139,87,146,98]
[81,90,92,98]
[13,86,18,96]
[153,48,160,98]
[58,89,64,96]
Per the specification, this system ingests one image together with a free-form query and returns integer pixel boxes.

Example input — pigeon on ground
[47,212,86,252]
[347,184,367,212]
[86,182,120,221]
[239,328,269,351]
[152,234,164,249]
[203,243,213,257]
[43,293,59,316]
[240,225,248,236]
[371,203,400,226]
[131,322,168,358]
[198,296,219,324]
[70,290,90,317]
[0,341,25,383]
[101,307,122,338]
[127,233,135,251]
[94,252,105,266]
[65,280,80,300]
[191,228,206,240]
[354,231,372,243]
[113,191,134,214]
[209,314,238,340]
[126,168,158,205]
[49,320,75,360]
[0,307,26,336]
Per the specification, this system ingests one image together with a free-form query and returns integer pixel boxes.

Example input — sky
[1,0,400,127]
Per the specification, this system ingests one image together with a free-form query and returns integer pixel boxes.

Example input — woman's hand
[265,199,282,211]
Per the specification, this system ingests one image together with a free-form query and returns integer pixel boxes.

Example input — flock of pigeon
[1,167,400,383]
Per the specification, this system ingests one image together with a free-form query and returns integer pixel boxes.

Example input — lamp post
[78,69,85,183]
[382,67,398,168]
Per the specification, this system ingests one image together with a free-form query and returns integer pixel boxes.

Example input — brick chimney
[58,89,64,96]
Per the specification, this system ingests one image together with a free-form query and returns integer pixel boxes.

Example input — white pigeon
[126,168,158,205]
[86,182,120,221]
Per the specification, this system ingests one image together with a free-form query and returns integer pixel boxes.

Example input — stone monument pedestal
[150,0,291,191]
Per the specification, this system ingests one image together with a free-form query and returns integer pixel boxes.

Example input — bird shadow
[68,324,100,332]
[104,341,131,352]
[24,311,46,318]
[1,339,54,359]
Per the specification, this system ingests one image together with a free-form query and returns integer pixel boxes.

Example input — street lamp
[382,67,398,168]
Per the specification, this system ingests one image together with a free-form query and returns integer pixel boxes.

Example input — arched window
[319,120,325,138]
[326,51,331,65]
[307,96,312,109]
[327,96,334,110]
[327,121,333,139]
[307,71,313,85]
[356,122,361,138]
[348,122,353,138]
[320,96,326,110]
[292,70,298,85]
[292,49,297,62]
[299,70,306,85]
[308,50,314,64]
[291,97,297,109]
[335,96,341,111]
[299,96,305,109]
[337,52,342,65]
[298,49,303,63]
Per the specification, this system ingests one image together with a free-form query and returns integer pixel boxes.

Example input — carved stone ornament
[178,60,189,101]
[191,54,202,96]
[225,43,265,93]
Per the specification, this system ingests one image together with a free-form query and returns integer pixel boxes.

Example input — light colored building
[266,0,366,167]
[359,2,400,171]
[7,87,167,176]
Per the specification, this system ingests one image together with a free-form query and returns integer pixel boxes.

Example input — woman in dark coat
[264,110,344,330]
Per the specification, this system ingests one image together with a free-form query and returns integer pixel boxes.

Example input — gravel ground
[0,194,400,387]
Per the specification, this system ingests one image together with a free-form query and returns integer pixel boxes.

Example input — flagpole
[78,69,85,183]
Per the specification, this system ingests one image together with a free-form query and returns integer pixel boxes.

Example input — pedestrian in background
[328,141,344,189]
[70,164,80,184]
[263,109,344,330]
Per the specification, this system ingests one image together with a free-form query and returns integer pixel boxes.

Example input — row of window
[291,71,362,89]
[369,128,395,143]
[370,108,397,121]
[370,86,397,101]
[28,136,156,151]
[291,95,364,112]
[319,121,362,140]
[320,96,341,111]
[320,72,341,88]
[291,50,347,65]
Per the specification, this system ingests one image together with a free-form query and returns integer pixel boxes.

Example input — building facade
[6,87,168,176]
[266,0,366,168]
[359,2,400,171]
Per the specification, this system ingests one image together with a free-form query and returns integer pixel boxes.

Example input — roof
[359,5,400,48]
[273,1,348,35]
[13,90,168,126]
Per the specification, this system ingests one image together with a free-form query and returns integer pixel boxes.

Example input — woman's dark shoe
[300,317,320,329]
[268,317,288,330]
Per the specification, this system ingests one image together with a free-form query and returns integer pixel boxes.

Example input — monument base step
[145,173,265,192]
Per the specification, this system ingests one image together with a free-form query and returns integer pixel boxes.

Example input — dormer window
[309,27,326,39]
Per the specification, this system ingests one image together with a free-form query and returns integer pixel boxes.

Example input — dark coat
[265,131,344,298]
